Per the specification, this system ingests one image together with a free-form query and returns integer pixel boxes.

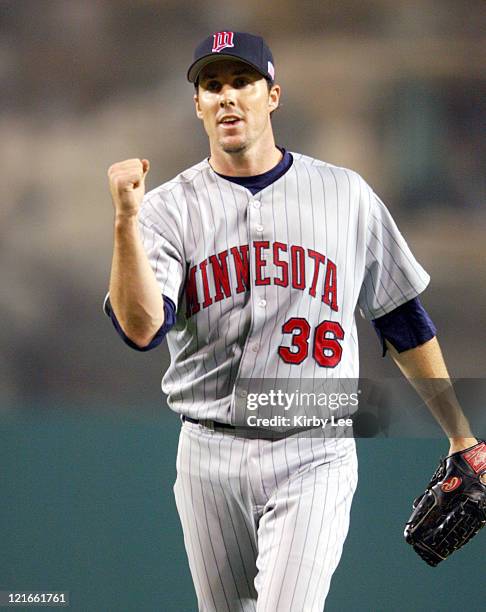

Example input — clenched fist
[107,158,150,217]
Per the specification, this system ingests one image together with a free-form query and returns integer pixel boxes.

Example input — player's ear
[268,84,280,114]
[194,92,203,119]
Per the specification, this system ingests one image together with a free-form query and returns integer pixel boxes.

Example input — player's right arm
[107,158,165,348]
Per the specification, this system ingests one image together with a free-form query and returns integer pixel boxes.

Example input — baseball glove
[404,440,486,566]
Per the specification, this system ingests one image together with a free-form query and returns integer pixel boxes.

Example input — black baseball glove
[404,440,486,566]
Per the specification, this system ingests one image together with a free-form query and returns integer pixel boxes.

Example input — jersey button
[252,345,259,352]
[256,224,264,232]
[251,200,261,209]
[258,299,267,307]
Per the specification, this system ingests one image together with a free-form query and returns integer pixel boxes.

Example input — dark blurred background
[0,1,485,610]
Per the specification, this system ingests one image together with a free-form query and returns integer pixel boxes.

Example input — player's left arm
[385,336,478,454]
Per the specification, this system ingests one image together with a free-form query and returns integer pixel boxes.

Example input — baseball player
[104,32,479,611]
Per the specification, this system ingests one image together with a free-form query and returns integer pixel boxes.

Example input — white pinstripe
[104,152,429,609]
[174,421,357,611]
[105,155,428,419]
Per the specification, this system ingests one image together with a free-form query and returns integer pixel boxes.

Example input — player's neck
[209,139,282,177]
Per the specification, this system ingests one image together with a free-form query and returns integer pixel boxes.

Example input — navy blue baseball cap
[187,31,275,84]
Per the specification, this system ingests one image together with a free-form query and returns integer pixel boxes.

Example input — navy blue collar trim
[214,148,293,195]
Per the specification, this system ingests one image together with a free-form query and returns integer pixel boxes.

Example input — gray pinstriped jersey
[114,153,429,421]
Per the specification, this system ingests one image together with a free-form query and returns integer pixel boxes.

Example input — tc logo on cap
[212,31,235,53]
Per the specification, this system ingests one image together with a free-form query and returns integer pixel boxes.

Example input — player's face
[194,60,280,155]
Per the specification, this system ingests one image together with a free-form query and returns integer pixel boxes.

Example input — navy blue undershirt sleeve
[105,295,176,351]
[372,297,437,357]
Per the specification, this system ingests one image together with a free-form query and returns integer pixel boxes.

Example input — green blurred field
[1,413,483,612]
